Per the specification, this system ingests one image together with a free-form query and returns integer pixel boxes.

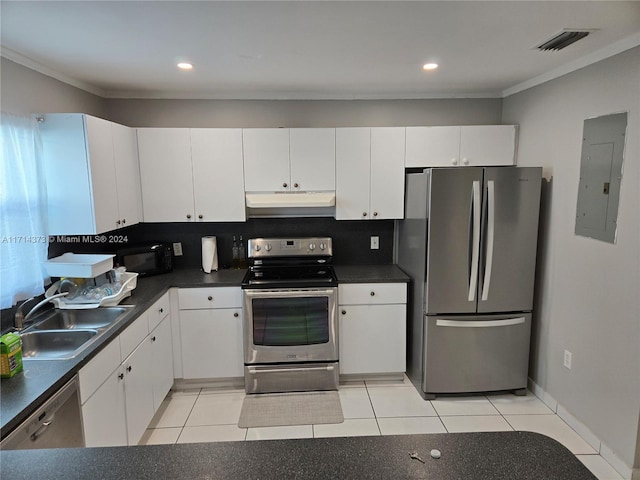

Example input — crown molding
[1,46,106,97]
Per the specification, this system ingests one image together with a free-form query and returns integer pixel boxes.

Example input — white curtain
[0,112,49,309]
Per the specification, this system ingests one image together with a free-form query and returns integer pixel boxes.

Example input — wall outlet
[172,242,183,256]
[563,350,572,369]
[370,236,379,250]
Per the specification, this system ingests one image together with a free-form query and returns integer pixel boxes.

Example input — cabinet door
[81,366,128,447]
[111,123,142,227]
[150,316,174,412]
[191,129,246,222]
[180,308,244,379]
[123,337,155,445]
[290,128,335,191]
[243,129,290,192]
[460,125,516,166]
[137,128,195,222]
[335,128,370,220]
[370,127,405,219]
[405,126,461,167]
[85,115,120,233]
[339,304,406,375]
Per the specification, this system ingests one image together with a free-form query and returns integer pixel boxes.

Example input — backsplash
[47,218,395,268]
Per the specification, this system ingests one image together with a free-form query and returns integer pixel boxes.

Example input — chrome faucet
[14,293,68,331]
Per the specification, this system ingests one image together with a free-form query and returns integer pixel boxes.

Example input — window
[0,113,48,308]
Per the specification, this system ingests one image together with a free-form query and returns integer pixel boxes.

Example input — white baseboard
[528,378,634,480]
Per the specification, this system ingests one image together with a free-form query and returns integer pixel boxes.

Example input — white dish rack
[45,272,138,309]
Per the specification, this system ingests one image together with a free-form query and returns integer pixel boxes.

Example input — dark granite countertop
[1,264,408,439]
[0,431,595,479]
[334,264,409,283]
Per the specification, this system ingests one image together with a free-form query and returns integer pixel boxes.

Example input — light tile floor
[140,377,623,480]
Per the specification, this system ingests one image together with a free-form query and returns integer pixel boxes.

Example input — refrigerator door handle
[436,317,525,328]
[468,180,481,302]
[481,180,496,301]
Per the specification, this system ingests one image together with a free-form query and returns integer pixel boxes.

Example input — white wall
[1,58,106,117]
[502,46,640,471]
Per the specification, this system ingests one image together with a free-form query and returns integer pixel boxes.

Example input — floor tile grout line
[364,380,383,436]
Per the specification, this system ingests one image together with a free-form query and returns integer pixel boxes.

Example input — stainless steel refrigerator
[397,167,542,399]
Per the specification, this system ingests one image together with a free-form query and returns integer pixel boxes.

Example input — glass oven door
[243,288,338,364]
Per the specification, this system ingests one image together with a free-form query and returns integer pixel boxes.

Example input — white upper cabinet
[405,125,516,167]
[336,127,405,220]
[191,129,246,222]
[459,125,517,166]
[289,128,336,191]
[370,127,406,219]
[137,128,195,222]
[40,114,142,235]
[111,122,142,228]
[243,128,290,192]
[137,128,246,222]
[243,128,335,192]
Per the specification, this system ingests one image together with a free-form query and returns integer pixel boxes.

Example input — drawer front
[339,283,406,305]
[178,287,241,310]
[79,337,121,404]
[147,292,170,332]
[120,312,149,362]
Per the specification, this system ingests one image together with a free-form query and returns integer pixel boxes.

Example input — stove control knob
[319,243,326,250]
[265,244,272,251]
[308,243,316,251]
[254,245,261,252]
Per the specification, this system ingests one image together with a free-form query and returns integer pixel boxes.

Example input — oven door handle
[248,365,335,374]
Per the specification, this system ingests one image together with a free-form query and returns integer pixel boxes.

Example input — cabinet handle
[451,158,458,165]
[362,212,367,217]
[283,182,288,188]
[116,220,121,226]
[370,291,375,296]
[118,373,124,380]
[341,310,346,315]
[159,308,164,313]
[373,211,378,217]
[293,182,299,188]
[198,214,203,219]
[122,218,126,225]
[207,296,213,301]
[186,214,192,219]
[152,336,156,342]
[234,312,239,318]
[462,158,469,165]
[126,366,132,373]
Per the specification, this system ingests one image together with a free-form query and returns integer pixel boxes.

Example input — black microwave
[115,243,173,277]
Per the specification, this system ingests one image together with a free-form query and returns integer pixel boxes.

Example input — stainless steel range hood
[245,191,336,218]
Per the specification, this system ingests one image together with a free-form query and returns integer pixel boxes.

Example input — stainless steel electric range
[241,237,339,394]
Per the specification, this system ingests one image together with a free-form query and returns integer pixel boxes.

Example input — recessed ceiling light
[177,62,193,70]
[423,63,439,71]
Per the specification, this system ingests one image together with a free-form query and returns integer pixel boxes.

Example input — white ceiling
[1,1,639,100]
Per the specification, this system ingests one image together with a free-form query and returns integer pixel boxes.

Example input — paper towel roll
[201,236,218,273]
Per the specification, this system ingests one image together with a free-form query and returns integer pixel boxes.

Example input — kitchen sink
[20,330,98,360]
[31,307,131,331]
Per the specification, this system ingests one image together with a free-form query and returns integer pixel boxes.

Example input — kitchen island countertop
[0,431,595,479]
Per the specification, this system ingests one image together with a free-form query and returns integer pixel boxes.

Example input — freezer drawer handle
[468,180,481,302]
[481,180,496,302]
[436,317,525,328]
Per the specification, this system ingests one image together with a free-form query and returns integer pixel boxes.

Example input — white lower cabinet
[81,364,127,447]
[338,283,407,375]
[123,334,154,445]
[178,287,243,380]
[79,292,173,447]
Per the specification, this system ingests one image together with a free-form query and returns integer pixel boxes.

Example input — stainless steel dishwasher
[1,375,85,450]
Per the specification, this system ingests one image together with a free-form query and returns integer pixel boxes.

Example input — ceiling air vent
[535,29,593,51]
